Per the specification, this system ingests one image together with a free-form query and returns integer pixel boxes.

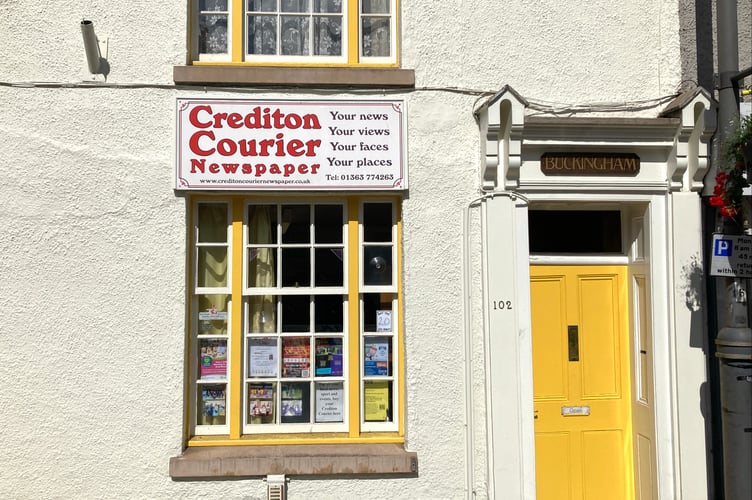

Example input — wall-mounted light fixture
[80,19,101,74]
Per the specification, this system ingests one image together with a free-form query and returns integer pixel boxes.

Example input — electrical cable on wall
[0,79,682,116]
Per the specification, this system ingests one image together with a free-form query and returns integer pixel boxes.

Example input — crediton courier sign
[176,99,407,190]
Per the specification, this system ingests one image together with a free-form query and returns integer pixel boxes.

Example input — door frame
[481,194,676,499]
[527,200,661,500]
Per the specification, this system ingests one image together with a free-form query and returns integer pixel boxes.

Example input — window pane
[314,0,342,13]
[197,247,228,287]
[315,248,343,286]
[364,336,391,376]
[281,0,309,12]
[198,204,228,243]
[315,295,343,332]
[248,0,276,11]
[200,0,228,10]
[248,247,277,287]
[199,15,229,54]
[315,338,343,375]
[198,294,230,335]
[361,0,389,14]
[281,205,310,243]
[248,382,276,424]
[199,384,227,425]
[281,16,310,55]
[247,337,278,377]
[314,205,343,243]
[248,205,277,244]
[249,15,277,55]
[281,296,310,332]
[528,210,622,253]
[282,248,310,287]
[363,203,392,242]
[282,337,311,376]
[199,339,228,380]
[363,293,393,332]
[364,380,391,421]
[313,16,342,56]
[248,295,277,333]
[281,382,310,422]
[363,246,392,286]
[315,381,344,422]
[361,17,390,57]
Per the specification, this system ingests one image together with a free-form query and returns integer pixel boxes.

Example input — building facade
[1,1,743,498]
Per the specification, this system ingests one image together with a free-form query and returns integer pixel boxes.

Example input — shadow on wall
[680,253,718,499]
[681,252,707,350]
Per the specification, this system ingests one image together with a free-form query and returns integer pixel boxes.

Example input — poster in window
[199,339,227,380]
[364,381,389,421]
[315,338,343,376]
[282,337,311,378]
[280,383,309,423]
[248,337,278,377]
[364,337,389,376]
[376,310,392,332]
[248,382,275,423]
[201,385,226,425]
[315,382,344,422]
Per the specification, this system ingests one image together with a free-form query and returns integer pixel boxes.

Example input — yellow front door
[531,265,634,500]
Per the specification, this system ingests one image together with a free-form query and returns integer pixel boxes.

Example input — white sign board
[176,99,407,190]
[710,234,752,277]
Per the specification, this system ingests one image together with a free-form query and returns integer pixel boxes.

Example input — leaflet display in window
[315,337,343,376]
[248,382,275,424]
[315,382,344,423]
[198,295,229,334]
[248,337,278,377]
[364,380,390,422]
[282,337,311,378]
[199,385,227,425]
[199,339,228,380]
[281,382,310,423]
[364,337,389,376]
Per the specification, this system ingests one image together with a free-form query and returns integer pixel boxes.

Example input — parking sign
[710,234,752,277]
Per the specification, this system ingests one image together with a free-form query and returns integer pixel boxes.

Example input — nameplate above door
[541,153,640,176]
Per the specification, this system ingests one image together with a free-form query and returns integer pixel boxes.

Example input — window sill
[173,65,415,88]
[169,443,418,479]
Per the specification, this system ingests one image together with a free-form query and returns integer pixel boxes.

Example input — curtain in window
[249,206,276,333]
[361,0,390,57]
[198,204,230,335]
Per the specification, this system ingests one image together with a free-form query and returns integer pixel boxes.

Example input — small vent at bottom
[267,484,284,500]
[266,474,286,500]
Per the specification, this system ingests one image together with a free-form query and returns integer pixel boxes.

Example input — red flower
[709,195,725,207]
[721,205,738,218]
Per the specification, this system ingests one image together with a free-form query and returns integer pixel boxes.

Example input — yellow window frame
[186,194,405,447]
[191,0,400,68]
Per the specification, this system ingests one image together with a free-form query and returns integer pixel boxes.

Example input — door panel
[532,277,569,400]
[535,432,573,499]
[579,276,622,398]
[630,274,658,500]
[531,265,633,500]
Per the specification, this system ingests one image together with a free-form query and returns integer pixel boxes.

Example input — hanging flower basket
[710,114,752,219]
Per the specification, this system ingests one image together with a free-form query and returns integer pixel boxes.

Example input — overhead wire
[0,79,681,115]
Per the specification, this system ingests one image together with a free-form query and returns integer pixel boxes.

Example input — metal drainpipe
[714,2,747,500]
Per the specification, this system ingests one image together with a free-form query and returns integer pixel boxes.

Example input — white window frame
[193,200,233,436]
[241,199,350,434]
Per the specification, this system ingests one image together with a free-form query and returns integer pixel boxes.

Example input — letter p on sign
[715,239,732,257]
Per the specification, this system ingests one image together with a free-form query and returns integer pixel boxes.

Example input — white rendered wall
[0,1,693,499]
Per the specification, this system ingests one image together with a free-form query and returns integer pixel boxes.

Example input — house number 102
[492,300,512,310]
